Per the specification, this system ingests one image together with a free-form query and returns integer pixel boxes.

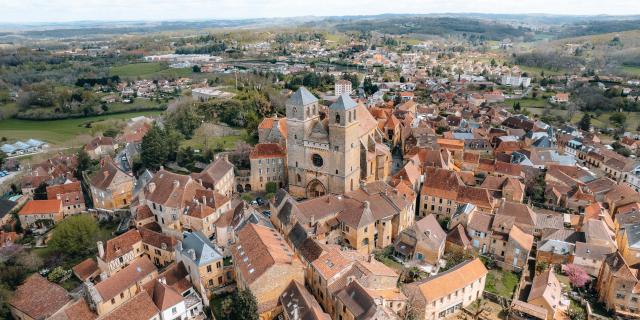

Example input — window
[120,292,124,299]
[172,307,177,314]
[208,279,214,286]
[297,174,301,183]
[312,154,323,167]
[207,265,212,273]
[216,261,221,268]
[111,298,116,304]
[335,114,341,125]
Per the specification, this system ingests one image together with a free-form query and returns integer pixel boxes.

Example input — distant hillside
[331,17,532,41]
[557,19,640,38]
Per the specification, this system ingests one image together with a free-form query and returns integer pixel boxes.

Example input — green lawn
[622,65,640,76]
[485,269,519,298]
[181,127,249,151]
[0,110,163,146]
[505,97,552,109]
[110,62,192,79]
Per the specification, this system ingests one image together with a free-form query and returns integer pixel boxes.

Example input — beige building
[18,199,63,229]
[89,157,134,211]
[176,231,228,305]
[286,88,390,198]
[191,156,235,197]
[249,143,287,191]
[88,256,158,316]
[403,258,488,320]
[231,223,305,319]
[596,251,640,318]
[527,269,564,320]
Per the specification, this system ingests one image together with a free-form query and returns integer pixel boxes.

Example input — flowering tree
[564,264,590,288]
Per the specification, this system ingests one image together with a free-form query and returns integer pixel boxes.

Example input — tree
[48,214,100,258]
[103,127,119,138]
[464,299,489,320]
[192,65,201,73]
[212,290,258,320]
[564,264,590,288]
[33,182,48,200]
[363,77,378,96]
[76,148,93,180]
[610,112,626,128]
[578,113,591,131]
[141,125,170,170]
[0,152,5,169]
[166,103,202,139]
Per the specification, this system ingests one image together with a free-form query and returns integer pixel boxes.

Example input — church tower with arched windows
[286,87,372,198]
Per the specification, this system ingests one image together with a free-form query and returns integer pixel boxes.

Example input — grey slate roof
[330,93,357,110]
[180,231,223,266]
[287,87,318,107]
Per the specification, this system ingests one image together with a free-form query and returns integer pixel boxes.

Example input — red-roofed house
[249,143,287,192]
[18,199,63,228]
[46,181,85,216]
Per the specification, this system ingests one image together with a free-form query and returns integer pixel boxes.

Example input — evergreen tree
[33,182,48,200]
[230,289,259,320]
[141,125,170,170]
[76,148,93,181]
[578,113,591,131]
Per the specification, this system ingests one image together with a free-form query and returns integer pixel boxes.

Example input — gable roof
[407,258,487,302]
[89,157,131,190]
[18,199,62,215]
[280,280,331,320]
[101,229,142,262]
[231,223,300,284]
[9,274,70,319]
[100,292,159,320]
[94,257,156,301]
[527,269,561,312]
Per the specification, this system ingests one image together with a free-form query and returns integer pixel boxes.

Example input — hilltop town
[2,12,640,320]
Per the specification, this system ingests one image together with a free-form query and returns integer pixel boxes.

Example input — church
[285,87,391,198]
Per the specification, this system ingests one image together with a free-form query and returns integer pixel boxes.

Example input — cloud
[1,0,639,23]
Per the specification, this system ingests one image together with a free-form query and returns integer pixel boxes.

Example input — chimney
[363,200,370,210]
[97,241,104,258]
[160,165,164,171]
[103,171,109,178]
[173,180,180,188]
[188,249,196,260]
[148,182,156,193]
[177,241,183,252]
[202,196,207,206]
[159,277,167,285]
[368,254,374,262]
[310,215,315,227]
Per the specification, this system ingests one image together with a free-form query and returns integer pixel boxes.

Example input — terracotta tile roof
[100,292,159,320]
[250,143,286,159]
[495,201,537,229]
[47,181,84,206]
[408,258,487,302]
[146,169,203,208]
[94,257,156,301]
[528,269,561,311]
[63,299,97,320]
[85,136,114,151]
[89,157,131,190]
[258,116,288,137]
[280,280,331,320]
[139,227,177,251]
[447,224,471,249]
[9,274,70,319]
[19,199,62,215]
[231,223,300,284]
[101,229,142,262]
[468,212,493,233]
[509,225,534,251]
[135,204,153,221]
[72,258,99,282]
[191,157,234,188]
[159,262,193,294]
[143,279,183,311]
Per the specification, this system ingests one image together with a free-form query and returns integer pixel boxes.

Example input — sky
[2,0,640,23]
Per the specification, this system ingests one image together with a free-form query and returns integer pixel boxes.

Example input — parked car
[262,210,271,218]
[256,197,266,206]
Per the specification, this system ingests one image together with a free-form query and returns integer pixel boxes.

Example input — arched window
[335,114,341,125]
[348,111,352,123]
[297,174,301,183]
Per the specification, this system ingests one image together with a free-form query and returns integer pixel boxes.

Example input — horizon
[2,0,640,24]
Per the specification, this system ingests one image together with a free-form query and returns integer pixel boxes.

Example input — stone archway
[245,184,252,192]
[306,179,326,198]
[237,184,244,193]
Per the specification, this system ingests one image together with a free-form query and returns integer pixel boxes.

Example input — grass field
[0,110,163,146]
[485,269,519,298]
[181,127,248,151]
[622,65,640,76]
[110,62,193,79]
